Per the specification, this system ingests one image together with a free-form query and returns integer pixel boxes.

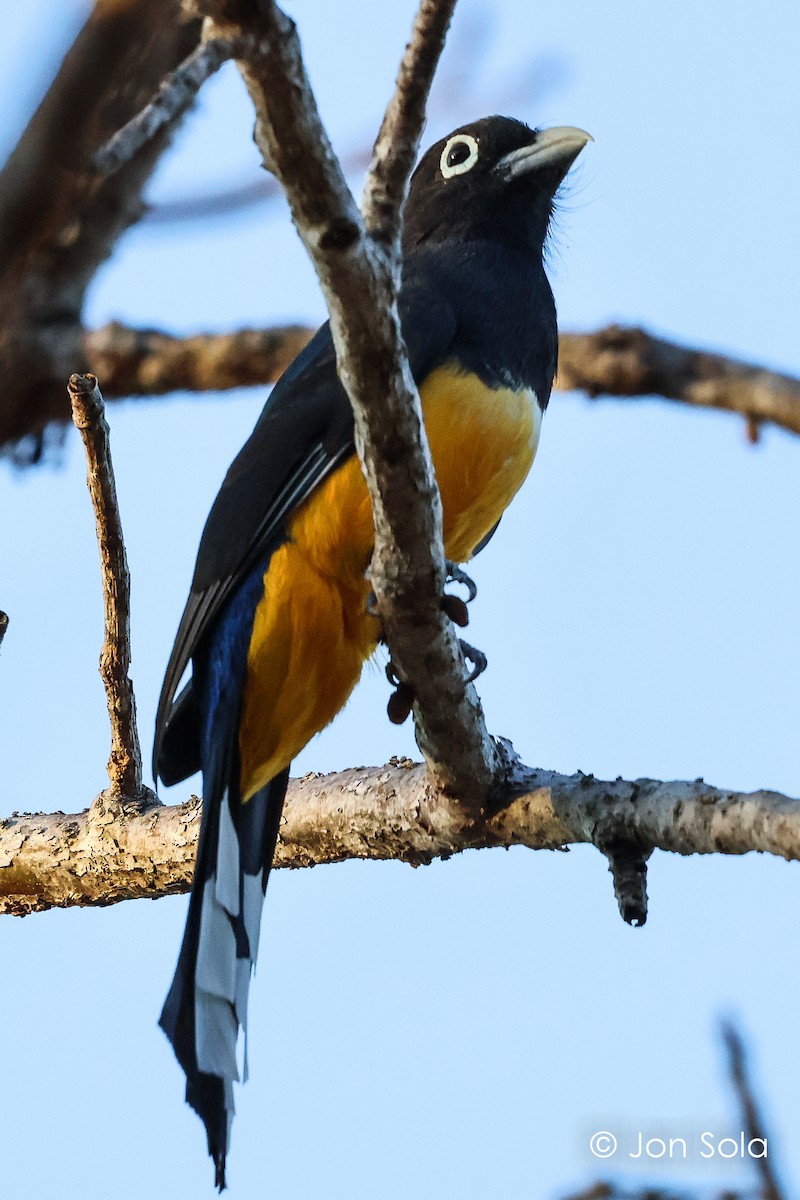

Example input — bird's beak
[494,126,593,182]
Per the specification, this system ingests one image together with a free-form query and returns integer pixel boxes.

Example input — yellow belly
[239,364,542,797]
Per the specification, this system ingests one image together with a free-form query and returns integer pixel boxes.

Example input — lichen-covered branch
[68,374,150,805]
[195,0,498,805]
[2,758,798,915]
[557,325,800,438]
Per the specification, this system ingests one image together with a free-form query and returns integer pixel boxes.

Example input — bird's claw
[458,639,488,684]
[445,560,478,603]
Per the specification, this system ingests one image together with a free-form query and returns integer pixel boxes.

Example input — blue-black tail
[159,765,288,1190]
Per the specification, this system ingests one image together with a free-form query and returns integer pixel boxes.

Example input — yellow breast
[421,363,541,564]
[239,364,543,797]
[289,362,542,581]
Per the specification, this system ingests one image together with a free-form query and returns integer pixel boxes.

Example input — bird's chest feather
[289,362,541,581]
[421,363,541,562]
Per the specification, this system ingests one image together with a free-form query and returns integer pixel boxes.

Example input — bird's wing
[154,290,457,783]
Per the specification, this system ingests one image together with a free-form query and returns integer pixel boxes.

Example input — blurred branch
[561,1026,789,1200]
[69,322,800,450]
[723,1023,785,1200]
[2,756,800,914]
[557,326,800,439]
[84,320,313,395]
[67,373,153,807]
[0,0,201,463]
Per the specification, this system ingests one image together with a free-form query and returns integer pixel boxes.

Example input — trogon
[154,115,590,1188]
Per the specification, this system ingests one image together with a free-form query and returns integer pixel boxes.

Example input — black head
[403,115,590,254]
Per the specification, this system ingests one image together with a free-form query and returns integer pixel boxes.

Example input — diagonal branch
[722,1023,786,1200]
[362,0,458,249]
[195,0,498,806]
[2,758,798,915]
[93,28,240,178]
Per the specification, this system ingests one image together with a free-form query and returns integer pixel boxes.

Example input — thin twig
[67,373,148,805]
[722,1023,785,1200]
[93,32,239,177]
[362,0,458,248]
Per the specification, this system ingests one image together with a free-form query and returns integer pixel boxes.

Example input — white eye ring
[440,134,479,179]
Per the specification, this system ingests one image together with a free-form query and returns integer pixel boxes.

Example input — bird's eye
[440,134,479,179]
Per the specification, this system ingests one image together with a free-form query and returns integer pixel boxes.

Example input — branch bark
[68,373,151,806]
[2,758,798,916]
[93,28,238,178]
[557,325,800,438]
[195,0,499,806]
[40,322,797,447]
[83,321,313,396]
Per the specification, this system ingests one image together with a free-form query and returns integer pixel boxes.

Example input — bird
[154,114,590,1188]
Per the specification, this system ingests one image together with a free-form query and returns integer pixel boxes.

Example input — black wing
[154,285,457,785]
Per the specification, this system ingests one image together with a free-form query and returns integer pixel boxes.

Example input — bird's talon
[459,639,488,683]
[385,661,400,688]
[366,590,379,617]
[445,560,478,604]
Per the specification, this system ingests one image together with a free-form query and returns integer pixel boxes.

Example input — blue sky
[2,1,799,1197]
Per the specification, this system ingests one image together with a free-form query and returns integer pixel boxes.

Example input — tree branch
[47,323,795,451]
[361,0,457,249]
[194,0,499,806]
[2,758,798,915]
[93,27,239,178]
[0,0,201,463]
[83,320,313,396]
[557,326,800,438]
[722,1023,786,1200]
[68,373,151,806]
